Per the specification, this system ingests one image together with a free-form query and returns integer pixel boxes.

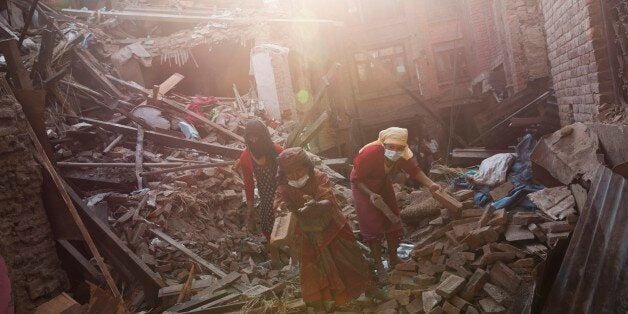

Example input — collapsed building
[0,0,626,313]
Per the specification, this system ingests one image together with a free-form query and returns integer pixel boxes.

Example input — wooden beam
[61,8,341,25]
[157,97,245,143]
[77,117,243,158]
[158,73,184,95]
[74,48,124,98]
[57,239,102,284]
[23,119,122,299]
[57,162,187,168]
[286,63,340,147]
[140,161,234,177]
[65,184,164,304]
[294,111,329,148]
[0,39,33,89]
[149,228,226,278]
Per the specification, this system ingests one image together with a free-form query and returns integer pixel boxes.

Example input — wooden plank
[135,126,145,189]
[57,162,185,168]
[140,161,234,177]
[286,64,340,147]
[105,74,150,95]
[103,135,124,154]
[150,228,227,277]
[158,278,216,298]
[57,239,101,284]
[186,293,241,313]
[164,290,229,313]
[77,117,243,158]
[61,8,340,25]
[34,292,80,314]
[295,111,329,147]
[74,48,124,98]
[65,184,164,304]
[159,73,184,95]
[177,263,197,303]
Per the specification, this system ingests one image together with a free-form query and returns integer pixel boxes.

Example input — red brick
[460,269,488,301]
[489,262,521,292]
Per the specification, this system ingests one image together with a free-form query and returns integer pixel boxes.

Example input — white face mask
[384,149,402,161]
[288,174,310,188]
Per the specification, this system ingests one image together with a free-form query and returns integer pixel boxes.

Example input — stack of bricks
[383,189,578,313]
[0,96,68,312]
[540,0,612,125]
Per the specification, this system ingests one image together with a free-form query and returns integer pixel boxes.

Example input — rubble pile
[392,186,579,313]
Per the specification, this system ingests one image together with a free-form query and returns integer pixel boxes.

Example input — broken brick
[482,282,509,304]
[539,221,574,233]
[422,290,443,313]
[504,224,535,242]
[461,269,488,301]
[442,301,461,314]
[436,274,466,298]
[478,298,506,313]
[489,262,521,292]
[512,212,545,225]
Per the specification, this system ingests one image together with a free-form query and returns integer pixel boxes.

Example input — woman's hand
[369,193,384,206]
[429,183,441,193]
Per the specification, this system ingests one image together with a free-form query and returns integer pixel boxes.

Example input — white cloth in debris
[472,153,516,187]
[111,42,152,67]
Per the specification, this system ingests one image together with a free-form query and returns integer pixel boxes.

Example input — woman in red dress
[275,148,376,311]
[351,127,441,282]
[234,119,283,240]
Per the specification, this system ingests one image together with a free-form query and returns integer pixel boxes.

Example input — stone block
[478,298,506,313]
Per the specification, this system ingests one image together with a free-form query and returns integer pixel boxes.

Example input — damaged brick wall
[498,0,549,92]
[540,0,612,124]
[0,96,68,312]
[464,0,549,94]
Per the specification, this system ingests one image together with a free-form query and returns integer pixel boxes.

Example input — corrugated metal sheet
[543,165,628,313]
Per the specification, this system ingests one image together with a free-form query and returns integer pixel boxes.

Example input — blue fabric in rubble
[468,134,544,210]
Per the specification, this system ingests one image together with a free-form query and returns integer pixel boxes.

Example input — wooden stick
[177,263,197,304]
[102,134,123,154]
[140,161,234,177]
[24,119,122,299]
[135,126,145,190]
[57,162,186,168]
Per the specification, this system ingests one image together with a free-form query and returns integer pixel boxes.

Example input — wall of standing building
[540,0,626,125]
[0,96,68,312]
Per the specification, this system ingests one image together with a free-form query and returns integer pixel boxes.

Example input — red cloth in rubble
[275,170,373,305]
[185,96,219,123]
[350,145,421,243]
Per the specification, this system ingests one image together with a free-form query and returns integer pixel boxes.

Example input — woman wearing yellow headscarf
[351,127,440,283]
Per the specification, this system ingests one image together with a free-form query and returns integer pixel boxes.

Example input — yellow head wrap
[359,127,414,160]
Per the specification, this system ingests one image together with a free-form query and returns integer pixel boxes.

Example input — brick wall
[464,0,549,94]
[0,96,68,312]
[540,0,610,124]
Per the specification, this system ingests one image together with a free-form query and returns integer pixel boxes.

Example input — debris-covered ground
[1,1,626,313]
